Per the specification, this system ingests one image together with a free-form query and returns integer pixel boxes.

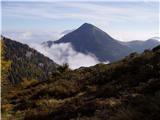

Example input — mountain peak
[78,23,96,30]
[76,23,104,34]
[81,23,93,27]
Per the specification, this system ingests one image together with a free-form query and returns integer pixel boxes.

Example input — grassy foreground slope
[2,39,160,119]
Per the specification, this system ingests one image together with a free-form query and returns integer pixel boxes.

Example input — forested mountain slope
[1,36,58,84]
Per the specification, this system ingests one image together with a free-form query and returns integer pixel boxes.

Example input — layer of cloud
[2,31,63,44]
[30,42,103,69]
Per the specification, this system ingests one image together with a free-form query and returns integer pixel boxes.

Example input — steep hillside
[1,36,58,84]
[2,44,160,120]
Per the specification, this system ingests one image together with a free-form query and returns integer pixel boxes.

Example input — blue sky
[1,0,160,43]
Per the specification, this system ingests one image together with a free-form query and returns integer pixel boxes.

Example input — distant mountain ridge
[121,38,160,53]
[43,23,159,62]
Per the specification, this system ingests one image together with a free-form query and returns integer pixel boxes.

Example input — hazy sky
[1,0,160,42]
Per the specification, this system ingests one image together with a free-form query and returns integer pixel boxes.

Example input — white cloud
[107,30,159,41]
[2,31,62,44]
[61,29,74,36]
[30,42,104,69]
[3,2,157,23]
